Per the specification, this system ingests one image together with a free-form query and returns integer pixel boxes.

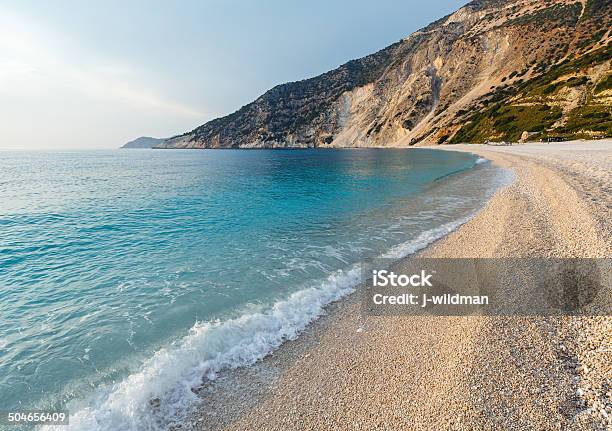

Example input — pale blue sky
[0,0,466,149]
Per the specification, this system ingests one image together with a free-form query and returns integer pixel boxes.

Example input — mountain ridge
[157,0,611,149]
[121,136,166,149]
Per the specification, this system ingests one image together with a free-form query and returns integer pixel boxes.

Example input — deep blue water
[0,149,508,430]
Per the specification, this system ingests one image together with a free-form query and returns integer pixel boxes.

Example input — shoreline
[147,138,612,151]
[36,146,496,430]
[189,140,611,430]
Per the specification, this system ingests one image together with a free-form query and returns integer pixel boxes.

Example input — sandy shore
[190,140,611,430]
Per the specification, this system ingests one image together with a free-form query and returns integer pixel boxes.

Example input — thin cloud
[0,6,210,148]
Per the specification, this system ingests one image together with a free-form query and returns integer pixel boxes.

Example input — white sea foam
[46,265,362,430]
[475,157,488,165]
[381,216,472,260]
[44,214,477,431]
[46,164,515,431]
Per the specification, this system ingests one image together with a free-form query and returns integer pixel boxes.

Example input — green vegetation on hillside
[506,3,582,29]
[451,104,563,143]
[594,73,612,93]
[450,45,612,143]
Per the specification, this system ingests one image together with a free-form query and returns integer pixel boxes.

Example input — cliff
[157,0,611,149]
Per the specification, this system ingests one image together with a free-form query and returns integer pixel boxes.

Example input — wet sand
[190,140,611,430]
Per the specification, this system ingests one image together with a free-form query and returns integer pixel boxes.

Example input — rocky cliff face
[158,0,611,149]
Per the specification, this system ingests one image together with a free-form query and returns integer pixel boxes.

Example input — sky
[0,0,466,150]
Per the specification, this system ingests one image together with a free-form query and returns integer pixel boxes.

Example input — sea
[0,148,512,430]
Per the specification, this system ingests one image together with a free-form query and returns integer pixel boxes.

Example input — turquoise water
[0,149,508,430]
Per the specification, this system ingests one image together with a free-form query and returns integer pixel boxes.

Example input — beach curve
[190,140,611,430]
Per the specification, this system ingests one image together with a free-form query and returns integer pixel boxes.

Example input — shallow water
[0,148,509,430]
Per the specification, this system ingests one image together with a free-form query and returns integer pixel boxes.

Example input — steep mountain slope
[158,0,611,149]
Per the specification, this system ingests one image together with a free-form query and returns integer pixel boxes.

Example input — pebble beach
[191,140,612,431]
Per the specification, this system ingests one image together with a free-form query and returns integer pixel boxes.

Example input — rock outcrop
[157,0,611,149]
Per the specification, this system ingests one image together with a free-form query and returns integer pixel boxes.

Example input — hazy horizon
[0,0,466,150]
